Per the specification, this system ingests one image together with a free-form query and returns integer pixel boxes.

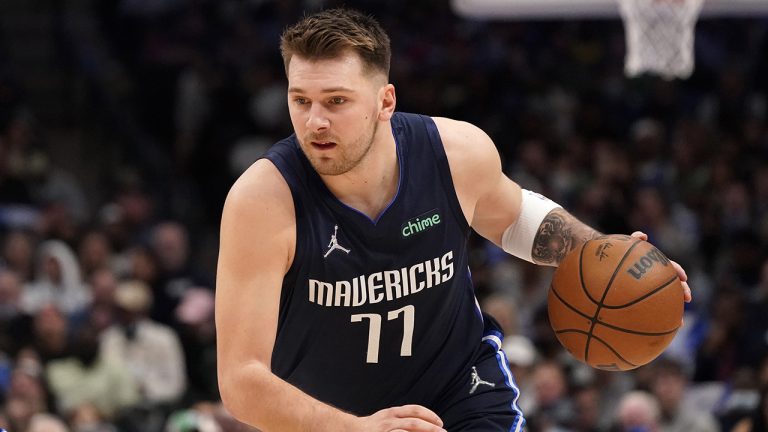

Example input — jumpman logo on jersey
[324,225,351,258]
[469,366,495,394]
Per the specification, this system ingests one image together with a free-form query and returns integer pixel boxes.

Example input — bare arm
[216,160,353,431]
[436,117,690,305]
[216,160,446,432]
[435,117,600,267]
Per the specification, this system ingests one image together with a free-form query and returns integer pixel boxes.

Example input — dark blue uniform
[263,112,525,431]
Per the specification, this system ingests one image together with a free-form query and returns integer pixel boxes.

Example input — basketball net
[618,0,705,79]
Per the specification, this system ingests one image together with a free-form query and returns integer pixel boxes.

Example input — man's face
[287,51,386,176]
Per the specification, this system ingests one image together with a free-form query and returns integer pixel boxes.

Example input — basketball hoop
[617,0,704,80]
[452,0,768,78]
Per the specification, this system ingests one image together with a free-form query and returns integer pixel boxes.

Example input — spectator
[26,413,70,432]
[175,287,218,404]
[46,324,139,419]
[0,124,33,206]
[0,268,33,356]
[68,403,119,432]
[28,305,69,363]
[651,357,719,432]
[732,386,768,432]
[1,229,36,282]
[590,368,637,431]
[694,288,750,382]
[22,240,91,316]
[480,293,522,337]
[101,280,187,405]
[526,360,573,431]
[572,385,603,432]
[77,230,116,280]
[124,244,160,287]
[4,394,37,432]
[6,363,49,415]
[150,221,207,325]
[165,405,222,432]
[79,267,119,333]
[615,390,662,432]
[629,186,698,265]
[31,154,90,244]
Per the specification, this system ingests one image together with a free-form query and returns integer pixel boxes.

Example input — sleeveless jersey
[263,112,486,415]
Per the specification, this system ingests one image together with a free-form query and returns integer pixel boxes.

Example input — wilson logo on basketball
[627,248,670,280]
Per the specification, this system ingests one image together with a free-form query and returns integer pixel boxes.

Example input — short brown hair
[280,8,391,78]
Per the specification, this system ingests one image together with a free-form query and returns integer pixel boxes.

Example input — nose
[306,104,330,132]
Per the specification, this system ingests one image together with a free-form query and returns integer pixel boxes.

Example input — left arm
[434,117,600,266]
[435,117,691,301]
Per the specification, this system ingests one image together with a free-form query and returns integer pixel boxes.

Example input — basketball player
[215,8,691,432]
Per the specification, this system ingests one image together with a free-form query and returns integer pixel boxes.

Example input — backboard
[452,0,768,19]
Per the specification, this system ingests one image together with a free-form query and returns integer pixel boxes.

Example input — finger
[670,261,691,302]
[387,418,446,432]
[390,405,443,427]
[630,231,648,241]
[671,261,688,281]
[682,281,692,303]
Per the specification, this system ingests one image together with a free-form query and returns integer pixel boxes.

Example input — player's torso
[265,112,484,415]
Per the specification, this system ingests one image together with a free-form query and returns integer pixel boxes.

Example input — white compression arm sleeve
[501,189,562,263]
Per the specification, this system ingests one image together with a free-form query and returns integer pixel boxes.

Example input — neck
[320,122,398,220]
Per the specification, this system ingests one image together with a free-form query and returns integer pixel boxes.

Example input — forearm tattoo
[531,208,601,265]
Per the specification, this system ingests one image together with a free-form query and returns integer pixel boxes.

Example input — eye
[329,96,346,105]
[293,97,309,105]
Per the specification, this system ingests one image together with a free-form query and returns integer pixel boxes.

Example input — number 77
[350,305,415,364]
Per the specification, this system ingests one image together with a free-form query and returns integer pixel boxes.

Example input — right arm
[215,159,445,432]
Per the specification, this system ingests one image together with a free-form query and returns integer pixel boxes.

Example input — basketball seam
[578,240,601,305]
[555,329,638,369]
[599,275,679,309]
[584,239,643,364]
[550,283,594,322]
[550,284,680,335]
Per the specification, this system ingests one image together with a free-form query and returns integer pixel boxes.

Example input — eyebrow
[288,86,356,94]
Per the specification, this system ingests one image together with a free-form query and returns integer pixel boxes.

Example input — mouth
[311,141,337,151]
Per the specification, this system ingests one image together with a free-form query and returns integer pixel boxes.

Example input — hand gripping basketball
[547,233,686,371]
[629,231,691,303]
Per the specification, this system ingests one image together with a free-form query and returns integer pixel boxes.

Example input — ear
[378,84,396,121]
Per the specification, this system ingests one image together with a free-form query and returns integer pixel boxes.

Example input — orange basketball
[547,234,683,371]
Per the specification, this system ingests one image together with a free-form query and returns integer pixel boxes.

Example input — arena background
[0,0,767,431]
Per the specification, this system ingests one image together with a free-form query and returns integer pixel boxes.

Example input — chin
[314,163,352,176]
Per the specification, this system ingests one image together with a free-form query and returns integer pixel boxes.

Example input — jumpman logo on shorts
[469,366,495,394]
[324,225,351,258]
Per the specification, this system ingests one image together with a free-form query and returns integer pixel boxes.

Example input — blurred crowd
[1,0,768,431]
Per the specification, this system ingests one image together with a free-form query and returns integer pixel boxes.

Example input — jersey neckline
[304,117,406,228]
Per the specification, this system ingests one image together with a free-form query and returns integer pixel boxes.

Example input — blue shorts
[434,316,527,432]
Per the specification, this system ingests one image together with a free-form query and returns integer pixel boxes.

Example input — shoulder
[431,116,502,202]
[220,158,296,273]
[431,117,501,171]
[223,159,295,228]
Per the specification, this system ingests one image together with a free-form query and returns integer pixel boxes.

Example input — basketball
[547,235,683,371]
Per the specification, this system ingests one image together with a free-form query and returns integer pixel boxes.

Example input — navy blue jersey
[263,112,487,415]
